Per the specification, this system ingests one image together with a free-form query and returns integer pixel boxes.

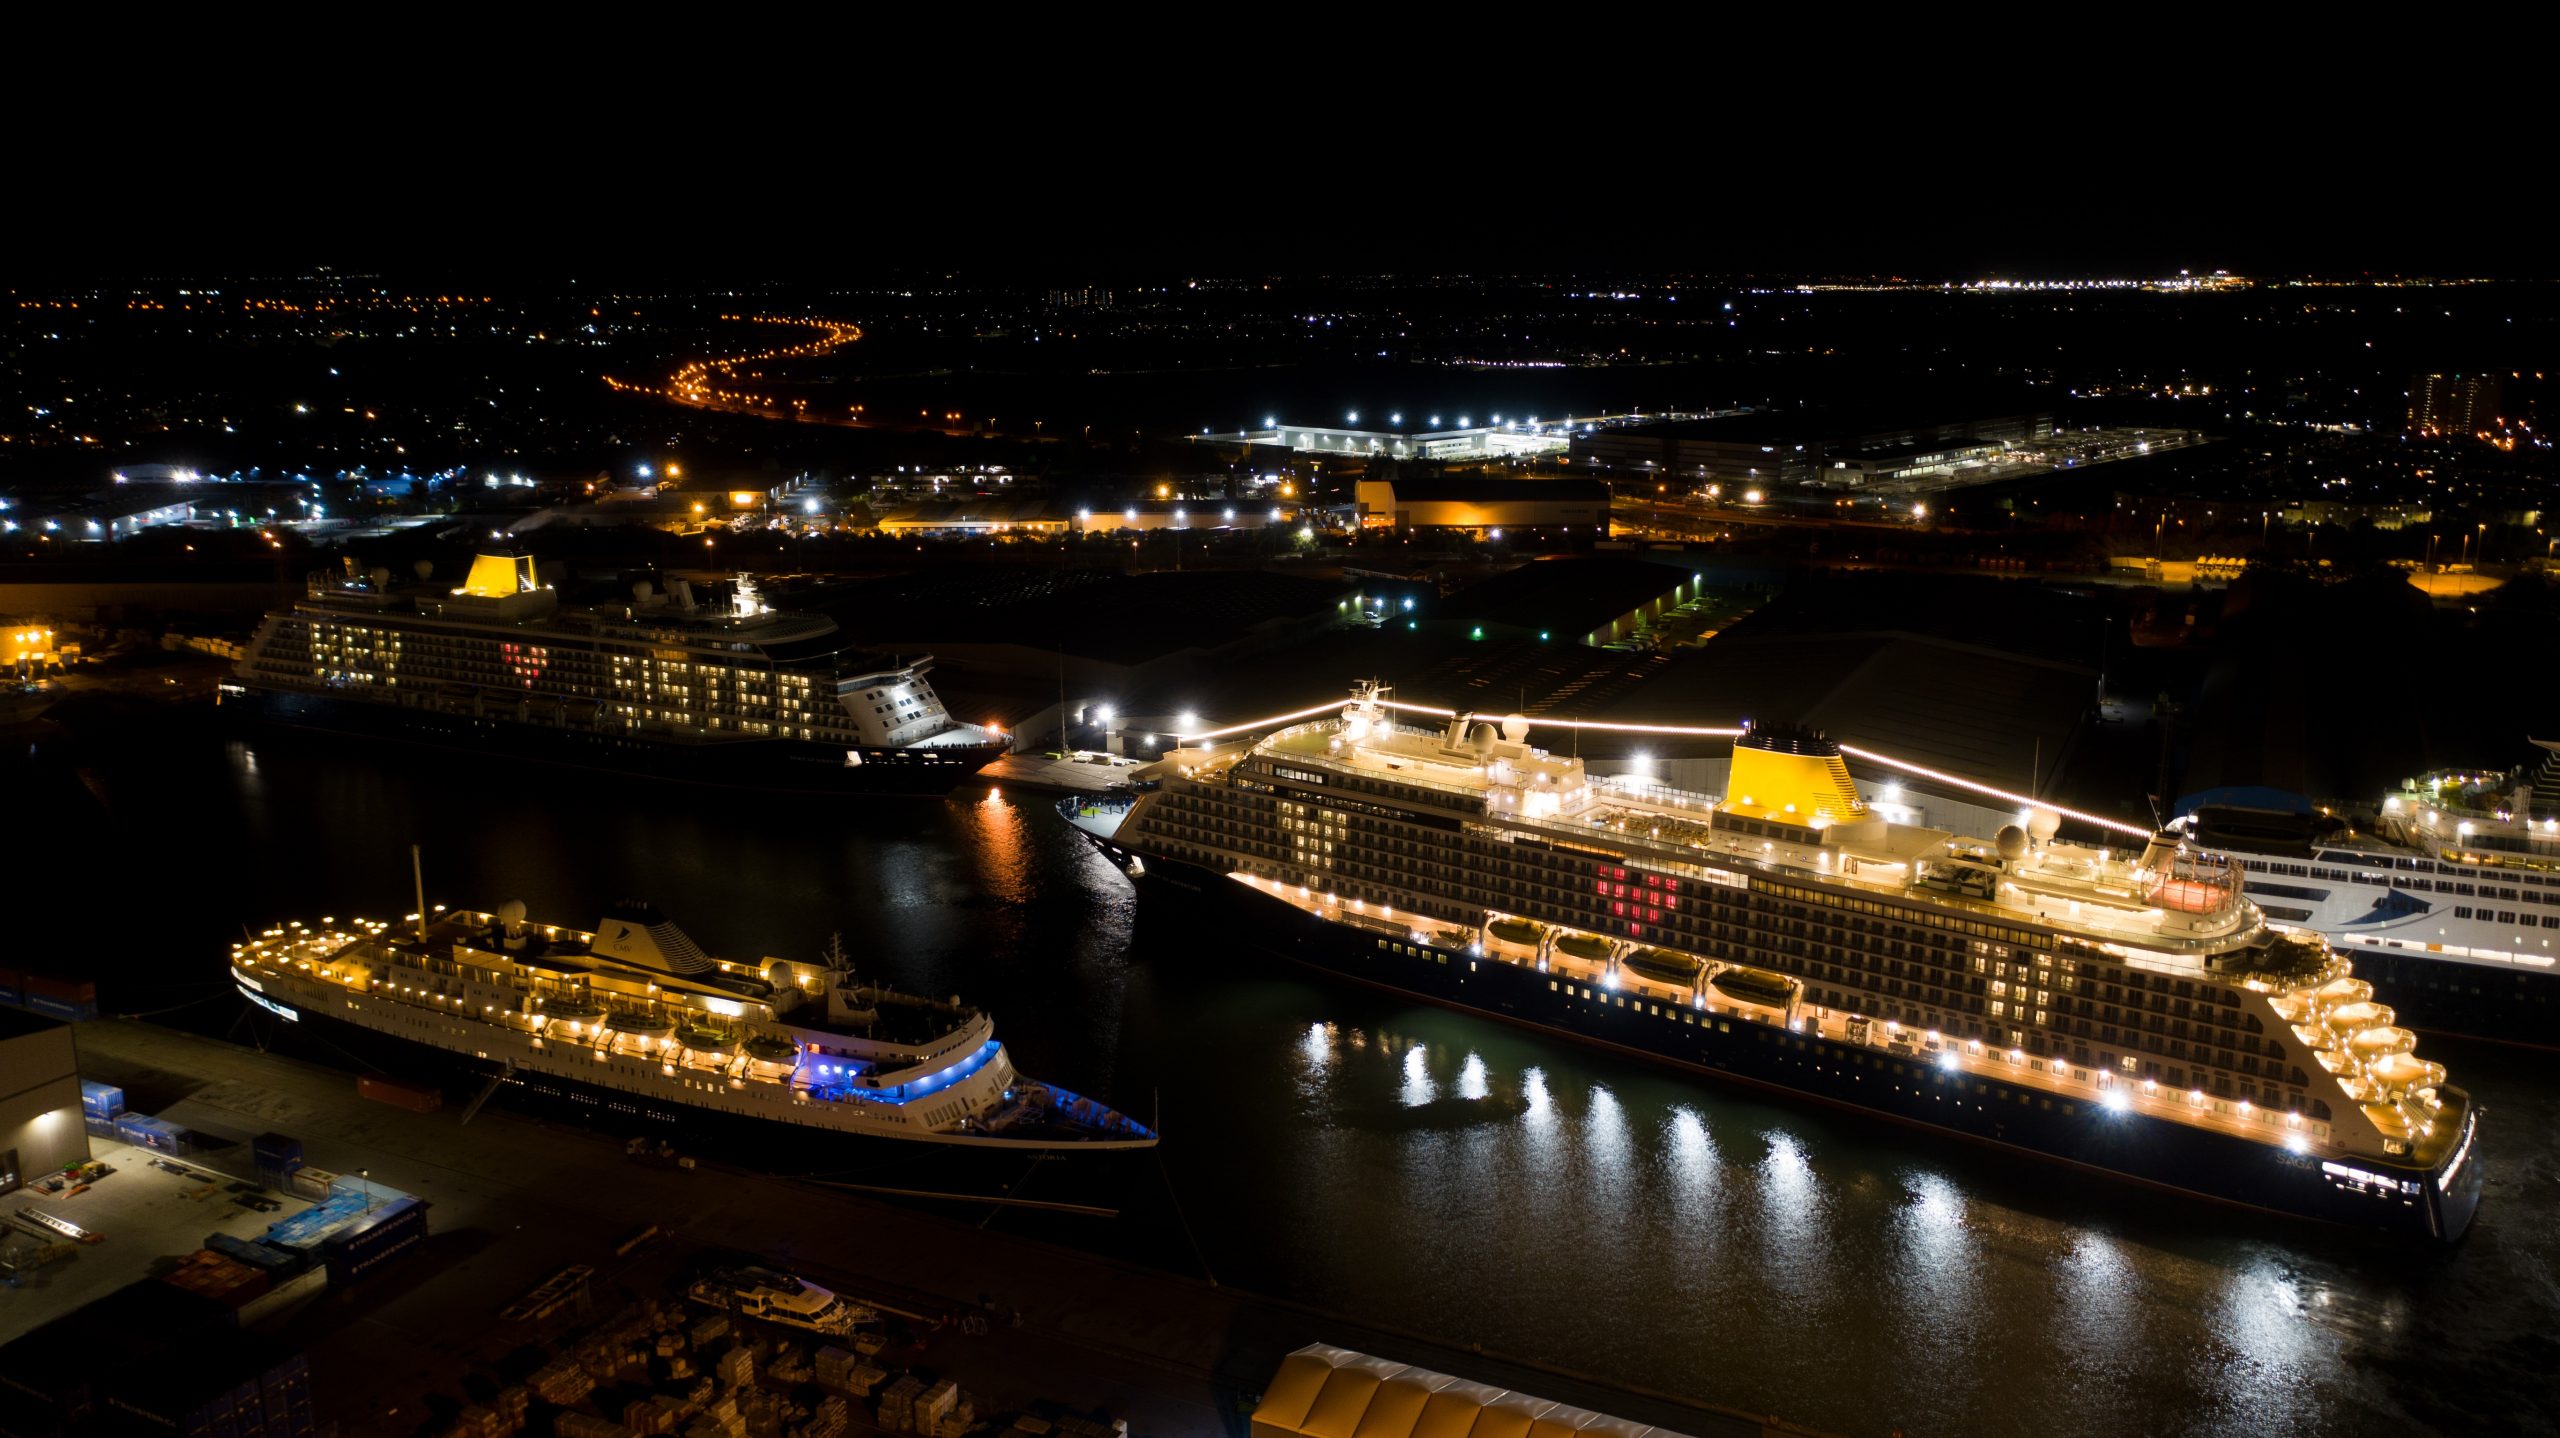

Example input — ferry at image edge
[228,897,1156,1150]
[2179,743,2560,1046]
[222,546,1006,794]
[1065,682,2481,1241]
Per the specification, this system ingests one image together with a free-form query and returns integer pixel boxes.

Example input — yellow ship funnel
[458,548,539,597]
[1723,725,1867,826]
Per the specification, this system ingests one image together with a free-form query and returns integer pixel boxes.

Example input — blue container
[114,1112,189,1153]
[321,1198,427,1283]
[206,1233,305,1277]
[81,1081,126,1121]
[26,992,99,1022]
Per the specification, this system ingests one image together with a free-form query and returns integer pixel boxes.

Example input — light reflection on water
[32,729,2560,1438]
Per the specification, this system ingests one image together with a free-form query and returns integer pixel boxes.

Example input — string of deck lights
[1170,697,2151,839]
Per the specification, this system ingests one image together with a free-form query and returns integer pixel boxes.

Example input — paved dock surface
[977,752,1137,795]
[37,1020,1827,1438]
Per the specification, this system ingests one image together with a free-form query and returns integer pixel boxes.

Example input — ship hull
[239,994,1146,1172]
[1086,837,2483,1243]
[2323,939,2560,1050]
[229,687,1002,796]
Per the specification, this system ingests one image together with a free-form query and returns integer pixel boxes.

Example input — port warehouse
[1251,1343,1711,1438]
[1570,406,2054,486]
[1,1011,86,1198]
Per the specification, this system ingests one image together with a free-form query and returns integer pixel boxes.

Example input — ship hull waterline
[1079,836,2483,1244]
[232,992,1154,1162]
[228,688,1005,797]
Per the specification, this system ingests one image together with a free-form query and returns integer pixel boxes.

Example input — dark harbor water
[15,711,2560,1437]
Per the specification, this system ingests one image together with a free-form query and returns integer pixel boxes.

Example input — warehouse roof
[1250,1342,1696,1438]
[1439,556,1690,634]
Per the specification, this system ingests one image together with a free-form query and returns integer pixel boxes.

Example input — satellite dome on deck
[1501,714,1529,743]
[496,899,528,928]
[1471,723,1498,756]
[1995,826,2030,862]
[2026,808,2062,845]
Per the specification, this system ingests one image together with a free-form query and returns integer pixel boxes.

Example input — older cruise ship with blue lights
[228,546,1005,795]
[1068,682,2481,1240]
[228,893,1154,1151]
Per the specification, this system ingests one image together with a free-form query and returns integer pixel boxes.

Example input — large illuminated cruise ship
[229,894,1155,1151]
[2182,747,2560,1046]
[227,547,1006,794]
[1068,682,2482,1240]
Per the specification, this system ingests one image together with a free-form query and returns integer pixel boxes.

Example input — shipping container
[80,1081,126,1121]
[21,974,96,1002]
[250,1133,302,1167]
[206,1233,307,1278]
[321,1197,428,1283]
[356,1074,442,1113]
[25,990,100,1022]
[115,1112,190,1153]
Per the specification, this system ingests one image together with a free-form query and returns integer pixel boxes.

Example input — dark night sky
[12,49,2543,286]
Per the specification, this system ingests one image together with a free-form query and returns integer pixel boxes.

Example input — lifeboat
[743,1034,799,1065]
[1710,965,1796,1009]
[2317,977,2374,1005]
[675,1019,738,1054]
[607,1011,677,1041]
[1486,917,1547,952]
[1553,932,1614,965]
[1622,947,1705,986]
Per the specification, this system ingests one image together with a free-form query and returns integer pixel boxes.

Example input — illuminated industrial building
[1352,476,1606,534]
[0,1011,87,1197]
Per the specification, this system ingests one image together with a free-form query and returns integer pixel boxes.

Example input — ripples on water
[23,725,2560,1438]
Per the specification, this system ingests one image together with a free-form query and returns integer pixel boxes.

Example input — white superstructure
[229,900,1154,1150]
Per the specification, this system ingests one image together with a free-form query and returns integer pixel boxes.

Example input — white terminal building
[1196,418,1591,461]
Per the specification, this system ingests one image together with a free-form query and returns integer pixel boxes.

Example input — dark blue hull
[1081,832,2482,1243]
[2341,944,2560,1050]
[228,687,1002,797]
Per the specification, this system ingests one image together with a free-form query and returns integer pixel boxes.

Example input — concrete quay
[23,1019,1833,1438]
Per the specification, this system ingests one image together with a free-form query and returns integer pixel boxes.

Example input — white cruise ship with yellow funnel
[1066,682,2481,1239]
[229,886,1154,1151]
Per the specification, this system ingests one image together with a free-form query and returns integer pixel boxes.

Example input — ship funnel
[670,578,697,611]
[1444,713,1471,749]
[2134,830,2180,875]
[594,903,715,975]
